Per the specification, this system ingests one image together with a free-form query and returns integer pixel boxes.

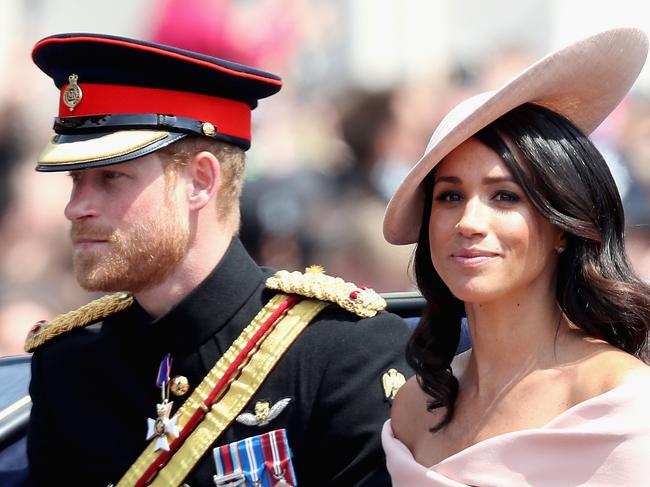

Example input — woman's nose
[455,197,489,238]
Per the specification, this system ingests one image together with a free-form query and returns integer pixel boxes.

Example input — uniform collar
[143,238,265,352]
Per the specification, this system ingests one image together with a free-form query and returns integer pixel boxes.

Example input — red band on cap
[59,83,251,141]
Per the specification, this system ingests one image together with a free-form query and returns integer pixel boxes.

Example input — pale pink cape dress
[382,375,650,486]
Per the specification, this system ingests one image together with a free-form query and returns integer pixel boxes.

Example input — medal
[145,353,180,451]
[262,430,296,487]
[212,429,296,486]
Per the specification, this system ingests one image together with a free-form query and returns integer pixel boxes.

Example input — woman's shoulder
[570,341,650,401]
[598,348,650,387]
[391,376,440,448]
[391,351,471,442]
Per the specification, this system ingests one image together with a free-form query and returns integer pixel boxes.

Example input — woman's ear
[186,151,221,211]
[555,231,568,254]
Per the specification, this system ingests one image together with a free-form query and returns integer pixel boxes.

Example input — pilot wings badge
[236,398,292,427]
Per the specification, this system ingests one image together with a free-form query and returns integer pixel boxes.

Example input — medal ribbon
[156,353,172,388]
[156,353,172,402]
[261,430,296,486]
[213,442,246,486]
[214,435,268,486]
[240,435,265,485]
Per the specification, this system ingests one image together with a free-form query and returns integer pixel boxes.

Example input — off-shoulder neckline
[391,373,649,469]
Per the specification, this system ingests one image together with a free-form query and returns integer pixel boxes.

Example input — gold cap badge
[63,74,83,111]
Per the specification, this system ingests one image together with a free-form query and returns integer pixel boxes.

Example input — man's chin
[76,276,129,293]
[74,266,163,294]
[74,264,132,293]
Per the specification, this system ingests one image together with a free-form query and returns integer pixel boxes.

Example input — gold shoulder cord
[266,266,386,318]
[117,294,327,487]
[24,292,133,352]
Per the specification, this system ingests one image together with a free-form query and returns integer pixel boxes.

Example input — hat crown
[424,91,496,156]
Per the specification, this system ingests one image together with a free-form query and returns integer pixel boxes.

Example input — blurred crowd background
[0,0,649,356]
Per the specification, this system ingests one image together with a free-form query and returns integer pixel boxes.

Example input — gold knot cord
[265,268,386,318]
[24,292,133,352]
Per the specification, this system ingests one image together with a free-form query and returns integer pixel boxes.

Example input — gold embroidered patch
[382,368,406,401]
[24,292,134,352]
[265,267,386,318]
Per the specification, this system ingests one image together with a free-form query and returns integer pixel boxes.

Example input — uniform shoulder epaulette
[24,291,134,353]
[265,266,386,318]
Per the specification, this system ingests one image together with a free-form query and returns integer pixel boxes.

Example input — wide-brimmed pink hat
[383,27,648,245]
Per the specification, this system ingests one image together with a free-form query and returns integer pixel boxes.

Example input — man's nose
[64,178,98,221]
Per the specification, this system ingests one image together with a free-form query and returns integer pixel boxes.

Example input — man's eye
[104,172,124,180]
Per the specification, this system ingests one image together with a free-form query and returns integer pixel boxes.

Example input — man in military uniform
[25,33,411,486]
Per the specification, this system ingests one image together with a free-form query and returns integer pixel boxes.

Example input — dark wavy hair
[408,103,650,431]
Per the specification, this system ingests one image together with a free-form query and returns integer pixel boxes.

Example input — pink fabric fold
[382,375,650,486]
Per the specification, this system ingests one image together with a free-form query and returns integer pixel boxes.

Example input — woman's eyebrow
[434,175,461,184]
[433,175,516,184]
[482,175,516,184]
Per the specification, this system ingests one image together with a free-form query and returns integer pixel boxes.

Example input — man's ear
[186,151,221,211]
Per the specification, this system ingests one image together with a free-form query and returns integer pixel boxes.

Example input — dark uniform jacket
[27,239,412,486]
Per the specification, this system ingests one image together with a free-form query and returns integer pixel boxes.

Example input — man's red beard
[70,202,189,293]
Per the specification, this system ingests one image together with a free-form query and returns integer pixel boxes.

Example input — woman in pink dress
[382,28,650,486]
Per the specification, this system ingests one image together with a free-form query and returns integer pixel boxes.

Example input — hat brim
[36,130,187,172]
[383,27,649,245]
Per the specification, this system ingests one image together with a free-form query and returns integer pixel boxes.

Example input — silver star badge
[146,401,180,451]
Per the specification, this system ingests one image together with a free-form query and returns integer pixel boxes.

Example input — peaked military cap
[32,33,283,171]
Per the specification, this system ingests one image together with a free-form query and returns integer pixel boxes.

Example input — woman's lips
[450,250,499,267]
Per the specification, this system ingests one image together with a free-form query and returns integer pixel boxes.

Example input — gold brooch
[382,368,406,401]
[63,73,83,111]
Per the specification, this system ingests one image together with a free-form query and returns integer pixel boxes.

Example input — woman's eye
[493,190,520,202]
[435,191,462,202]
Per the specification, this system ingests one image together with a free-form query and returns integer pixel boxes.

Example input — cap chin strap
[53,114,251,150]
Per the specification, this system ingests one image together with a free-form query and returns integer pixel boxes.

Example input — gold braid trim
[265,266,386,318]
[24,292,134,353]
